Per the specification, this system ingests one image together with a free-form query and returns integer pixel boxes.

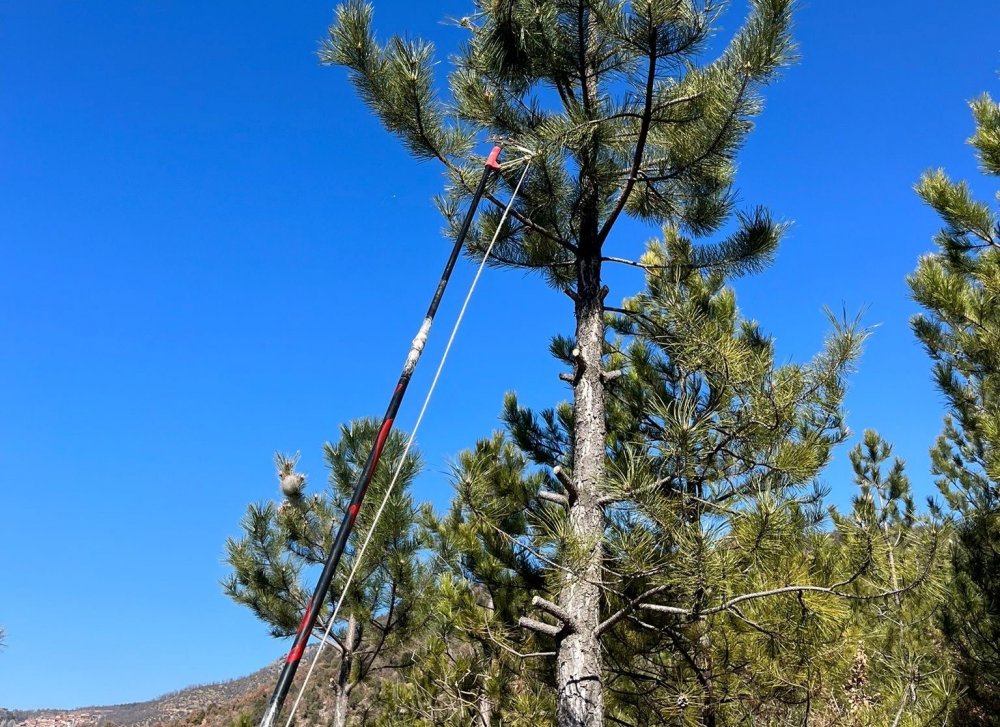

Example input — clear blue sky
[1,0,998,711]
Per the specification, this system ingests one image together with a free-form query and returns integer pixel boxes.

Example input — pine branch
[484,620,556,659]
[552,465,577,499]
[449,163,574,251]
[637,576,929,620]
[638,74,753,184]
[598,15,658,245]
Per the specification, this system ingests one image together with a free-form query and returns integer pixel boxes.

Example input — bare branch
[537,490,570,507]
[531,595,575,627]
[484,620,556,660]
[596,584,670,635]
[519,616,564,638]
[639,574,930,619]
[638,602,691,616]
[603,255,653,270]
[313,627,345,656]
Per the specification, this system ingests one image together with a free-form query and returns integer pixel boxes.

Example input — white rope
[282,158,533,726]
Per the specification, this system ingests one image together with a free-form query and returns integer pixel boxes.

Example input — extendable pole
[259,147,503,727]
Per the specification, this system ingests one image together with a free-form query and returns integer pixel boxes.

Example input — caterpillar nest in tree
[280,472,305,499]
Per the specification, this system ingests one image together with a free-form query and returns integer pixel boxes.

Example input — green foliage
[305,3,975,725]
[941,505,1000,723]
[378,439,557,725]
[831,431,957,725]
[594,239,868,724]
[424,234,952,724]
[909,90,1000,724]
[322,3,799,722]
[223,418,426,725]
[322,0,794,281]
[910,94,1000,503]
[227,711,256,727]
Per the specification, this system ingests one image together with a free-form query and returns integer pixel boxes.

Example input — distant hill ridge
[0,655,290,727]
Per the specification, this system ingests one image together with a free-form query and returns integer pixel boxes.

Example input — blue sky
[1,0,998,711]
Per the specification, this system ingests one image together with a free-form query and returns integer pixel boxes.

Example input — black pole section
[259,147,503,727]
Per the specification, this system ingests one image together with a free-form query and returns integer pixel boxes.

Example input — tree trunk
[332,687,349,727]
[697,627,717,727]
[556,252,606,727]
[476,689,493,727]
[331,614,360,727]
[556,7,607,723]
[477,590,495,727]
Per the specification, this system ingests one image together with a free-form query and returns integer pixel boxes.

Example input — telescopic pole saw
[259,146,504,727]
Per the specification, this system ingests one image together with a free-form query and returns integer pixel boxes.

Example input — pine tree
[834,431,956,725]
[908,89,1000,724]
[435,234,931,725]
[223,420,426,727]
[376,479,557,726]
[570,237,867,725]
[322,3,794,723]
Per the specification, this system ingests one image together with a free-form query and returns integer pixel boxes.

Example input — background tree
[431,234,948,725]
[323,2,794,723]
[224,419,425,727]
[593,237,863,726]
[829,431,956,726]
[908,89,1000,725]
[376,469,558,726]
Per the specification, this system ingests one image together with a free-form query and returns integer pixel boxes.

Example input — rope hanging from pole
[257,145,533,727]
[282,157,533,726]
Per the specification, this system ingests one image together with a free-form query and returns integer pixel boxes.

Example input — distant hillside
[2,644,369,727]
[1,657,284,727]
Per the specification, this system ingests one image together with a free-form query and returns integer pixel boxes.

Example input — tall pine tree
[908,89,1000,724]
[322,3,793,722]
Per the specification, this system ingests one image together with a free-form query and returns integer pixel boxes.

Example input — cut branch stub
[519,616,564,639]
[537,490,570,508]
[600,369,623,384]
[552,465,577,499]
[532,595,575,629]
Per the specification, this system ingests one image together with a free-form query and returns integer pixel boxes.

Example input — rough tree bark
[556,252,607,727]
[554,7,606,722]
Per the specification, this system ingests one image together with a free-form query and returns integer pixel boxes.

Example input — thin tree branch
[596,584,670,635]
[484,620,556,659]
[638,575,928,619]
[552,465,577,498]
[519,616,564,638]
[598,16,658,245]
